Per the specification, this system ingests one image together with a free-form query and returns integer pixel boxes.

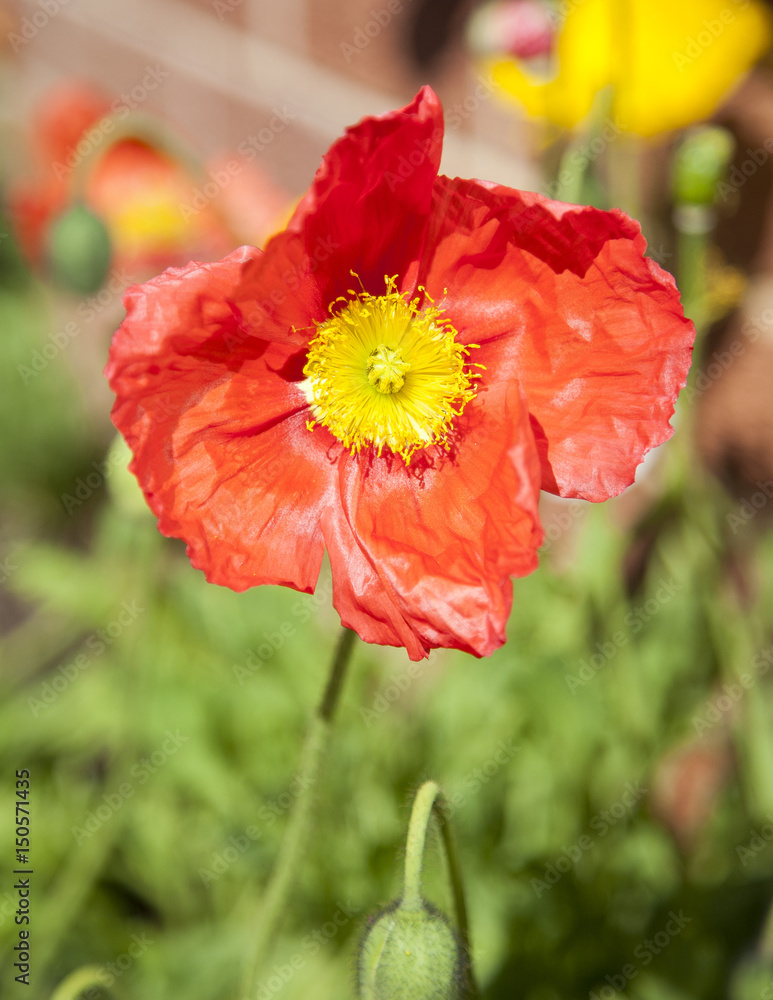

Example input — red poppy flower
[10,81,288,277]
[105,86,694,661]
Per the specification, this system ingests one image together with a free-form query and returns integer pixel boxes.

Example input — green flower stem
[553,86,613,206]
[50,966,110,1000]
[402,781,478,998]
[675,216,710,329]
[241,626,357,999]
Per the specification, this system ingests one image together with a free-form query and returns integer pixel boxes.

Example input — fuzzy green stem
[402,781,478,998]
[241,627,357,999]
[403,781,441,910]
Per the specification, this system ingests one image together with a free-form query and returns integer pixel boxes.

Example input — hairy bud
[358,898,465,1000]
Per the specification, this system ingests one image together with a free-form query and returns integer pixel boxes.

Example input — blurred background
[4,1,773,998]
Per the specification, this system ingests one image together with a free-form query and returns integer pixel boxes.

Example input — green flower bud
[46,203,111,294]
[358,898,465,1000]
[672,126,735,206]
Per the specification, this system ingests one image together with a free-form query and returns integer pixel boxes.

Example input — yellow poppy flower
[481,0,772,136]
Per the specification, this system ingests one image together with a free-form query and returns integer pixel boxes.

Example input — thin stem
[402,781,479,998]
[403,780,441,910]
[241,627,357,999]
[676,219,711,329]
[553,85,613,206]
[319,626,357,722]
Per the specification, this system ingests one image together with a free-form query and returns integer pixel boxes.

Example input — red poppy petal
[322,500,430,661]
[229,229,326,348]
[229,88,445,351]
[327,380,542,659]
[286,85,444,302]
[106,247,333,592]
[419,177,695,501]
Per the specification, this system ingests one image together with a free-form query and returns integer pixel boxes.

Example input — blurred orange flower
[9,82,289,280]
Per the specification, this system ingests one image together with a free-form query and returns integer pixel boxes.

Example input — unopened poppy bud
[672,126,735,207]
[46,202,111,294]
[358,898,465,1000]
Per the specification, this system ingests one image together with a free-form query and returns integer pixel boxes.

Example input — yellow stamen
[302,276,478,462]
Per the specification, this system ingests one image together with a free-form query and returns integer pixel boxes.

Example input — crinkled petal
[228,87,445,349]
[105,247,334,592]
[321,498,429,661]
[419,177,695,501]
[323,380,542,659]
[286,85,443,300]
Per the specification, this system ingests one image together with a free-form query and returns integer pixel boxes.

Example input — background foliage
[2,215,773,1000]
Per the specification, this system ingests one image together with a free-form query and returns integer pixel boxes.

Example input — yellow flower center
[302,277,479,462]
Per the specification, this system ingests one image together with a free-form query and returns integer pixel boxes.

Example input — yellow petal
[490,0,773,135]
